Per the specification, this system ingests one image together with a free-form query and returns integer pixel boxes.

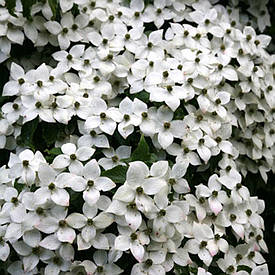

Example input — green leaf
[5,0,16,16]
[14,179,25,193]
[48,0,58,19]
[45,147,62,156]
[21,0,37,19]
[0,96,9,107]
[17,117,39,149]
[131,134,151,162]
[237,265,252,273]
[44,147,62,163]
[42,122,60,146]
[101,165,128,184]
[128,90,150,103]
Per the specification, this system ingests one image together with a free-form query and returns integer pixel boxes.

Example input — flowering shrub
[0,0,273,274]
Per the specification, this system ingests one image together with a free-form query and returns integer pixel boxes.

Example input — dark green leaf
[48,0,58,19]
[237,265,252,272]
[67,188,84,213]
[5,0,16,16]
[101,165,128,184]
[128,90,150,103]
[0,96,9,107]
[42,122,60,146]
[17,117,39,148]
[131,134,150,162]
[44,147,62,163]
[21,0,37,19]
[14,179,25,193]
[45,147,62,155]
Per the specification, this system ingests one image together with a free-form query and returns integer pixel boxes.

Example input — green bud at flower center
[200,241,207,248]
[97,266,104,273]
[70,154,77,160]
[159,209,166,217]
[145,259,153,267]
[112,155,119,162]
[23,160,29,167]
[130,233,137,240]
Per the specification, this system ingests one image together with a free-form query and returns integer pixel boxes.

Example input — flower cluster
[0,0,272,274]
[0,152,268,274]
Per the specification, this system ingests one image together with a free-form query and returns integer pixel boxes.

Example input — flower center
[96,266,104,273]
[100,112,107,119]
[11,197,18,204]
[36,207,44,215]
[70,154,77,160]
[145,259,153,267]
[37,80,43,87]
[230,214,236,221]
[90,130,97,137]
[136,186,143,195]
[59,220,67,227]
[48,182,55,190]
[124,114,130,121]
[93,76,100,82]
[199,241,207,248]
[130,233,137,240]
[112,155,119,162]
[74,102,80,109]
[35,101,42,108]
[87,180,94,187]
[23,160,29,167]
[142,112,148,119]
[18,78,25,85]
[158,209,166,217]
[169,178,176,185]
[87,219,93,226]
[163,122,170,129]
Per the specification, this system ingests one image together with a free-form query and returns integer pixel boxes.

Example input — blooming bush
[0,0,273,274]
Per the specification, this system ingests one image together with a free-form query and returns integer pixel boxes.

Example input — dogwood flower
[98,145,131,170]
[185,222,214,266]
[195,175,228,215]
[34,163,70,207]
[8,149,45,184]
[114,227,146,263]
[52,143,95,175]
[84,97,122,135]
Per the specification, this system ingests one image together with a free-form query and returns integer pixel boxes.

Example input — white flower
[117,97,141,139]
[91,250,123,274]
[143,0,174,29]
[185,222,214,266]
[45,12,84,49]
[154,106,186,149]
[12,229,53,272]
[8,149,45,184]
[2,62,31,96]
[52,143,95,175]
[215,204,247,239]
[35,163,70,207]
[2,98,24,123]
[196,174,228,215]
[81,159,116,206]
[98,145,131,170]
[114,229,145,263]
[135,30,164,61]
[131,251,166,275]
[77,121,110,148]
[52,45,85,72]
[84,97,122,135]
[71,202,113,244]
[35,205,76,244]
[0,225,10,261]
